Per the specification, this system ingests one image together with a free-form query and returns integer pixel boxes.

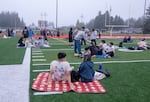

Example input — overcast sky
[0,0,149,27]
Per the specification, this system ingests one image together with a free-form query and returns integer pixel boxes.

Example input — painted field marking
[32,49,41,51]
[41,49,73,51]
[32,63,49,66]
[32,50,42,53]
[32,69,49,72]
[50,43,68,45]
[53,38,68,44]
[32,56,45,58]
[32,59,47,62]
[32,53,43,55]
[32,60,150,66]
[33,92,63,95]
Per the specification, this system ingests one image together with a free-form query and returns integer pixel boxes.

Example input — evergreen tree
[143,6,150,34]
[0,11,25,28]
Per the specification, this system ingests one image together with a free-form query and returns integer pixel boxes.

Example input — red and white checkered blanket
[32,72,106,93]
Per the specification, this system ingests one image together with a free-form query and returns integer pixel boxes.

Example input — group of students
[68,27,99,55]
[17,27,50,48]
[68,26,115,58]
[119,37,150,50]
[47,52,96,89]
[84,40,115,58]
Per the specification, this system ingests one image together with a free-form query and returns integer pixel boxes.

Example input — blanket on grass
[118,48,143,52]
[32,72,106,93]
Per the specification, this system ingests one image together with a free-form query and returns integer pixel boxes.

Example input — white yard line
[33,92,63,95]
[32,51,42,53]
[32,69,49,72]
[41,49,73,51]
[50,43,67,45]
[32,56,45,58]
[32,59,47,62]
[32,63,49,66]
[53,38,68,43]
[32,60,150,66]
[32,53,43,55]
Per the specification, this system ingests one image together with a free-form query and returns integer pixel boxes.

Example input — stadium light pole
[144,0,147,16]
[56,0,58,30]
[143,0,147,34]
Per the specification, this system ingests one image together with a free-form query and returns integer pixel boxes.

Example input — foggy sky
[0,0,149,27]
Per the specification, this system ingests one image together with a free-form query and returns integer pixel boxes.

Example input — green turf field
[30,38,150,102]
[0,38,25,65]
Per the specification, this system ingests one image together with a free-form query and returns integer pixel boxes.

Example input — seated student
[137,38,150,50]
[127,36,133,43]
[17,37,25,47]
[78,52,95,82]
[80,47,91,58]
[101,40,108,50]
[47,52,74,89]
[95,43,107,58]
[35,37,44,47]
[87,41,99,57]
[105,42,115,57]
[119,42,123,48]
[122,36,128,43]
[43,38,50,47]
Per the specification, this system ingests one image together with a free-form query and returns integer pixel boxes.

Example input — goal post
[104,11,130,36]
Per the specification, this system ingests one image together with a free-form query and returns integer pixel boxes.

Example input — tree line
[0,11,25,28]
[83,10,143,31]
[76,8,150,34]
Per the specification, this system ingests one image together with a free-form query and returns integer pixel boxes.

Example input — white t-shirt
[107,45,115,52]
[74,30,86,40]
[50,60,72,81]
[137,41,147,47]
[91,31,97,40]
[102,43,108,49]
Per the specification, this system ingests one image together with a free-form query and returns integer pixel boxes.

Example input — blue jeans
[96,51,106,58]
[74,40,82,54]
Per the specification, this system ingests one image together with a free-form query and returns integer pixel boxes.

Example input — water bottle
[99,63,103,70]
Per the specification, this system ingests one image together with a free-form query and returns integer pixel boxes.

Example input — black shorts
[69,38,73,42]
[24,34,28,38]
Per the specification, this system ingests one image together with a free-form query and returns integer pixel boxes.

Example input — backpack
[128,47,135,50]
[96,69,110,77]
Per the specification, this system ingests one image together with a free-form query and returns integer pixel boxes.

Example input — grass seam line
[32,60,150,66]
[33,92,63,95]
[32,69,49,72]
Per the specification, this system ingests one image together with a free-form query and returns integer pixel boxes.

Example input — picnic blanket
[118,48,144,52]
[32,72,106,93]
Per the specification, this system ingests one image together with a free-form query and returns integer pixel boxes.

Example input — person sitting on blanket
[94,43,107,58]
[87,41,99,57]
[122,36,128,43]
[17,37,25,47]
[47,52,74,90]
[101,40,108,51]
[78,52,95,82]
[137,38,150,50]
[105,42,115,58]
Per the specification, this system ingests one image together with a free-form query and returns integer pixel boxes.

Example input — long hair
[83,53,91,62]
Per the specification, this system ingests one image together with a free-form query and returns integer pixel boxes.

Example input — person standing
[22,27,29,47]
[68,27,73,48]
[74,27,86,56]
[29,28,34,44]
[90,28,97,45]
[11,29,14,37]
[7,28,11,37]
[22,26,29,39]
